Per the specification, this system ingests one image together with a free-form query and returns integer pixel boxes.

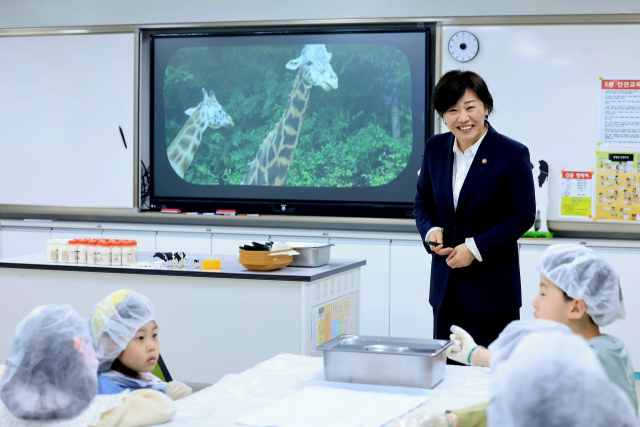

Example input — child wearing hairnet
[391,332,637,427]
[418,244,637,427]
[0,304,176,426]
[487,331,637,427]
[489,331,637,427]
[90,289,192,401]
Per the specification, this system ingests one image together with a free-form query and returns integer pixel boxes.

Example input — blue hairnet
[488,319,572,372]
[0,305,98,420]
[488,332,637,427]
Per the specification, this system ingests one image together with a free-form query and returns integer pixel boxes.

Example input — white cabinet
[103,230,156,252]
[270,235,329,244]
[330,238,390,337]
[51,228,102,240]
[389,240,432,339]
[1,227,51,258]
[212,234,269,256]
[156,232,212,255]
[588,247,640,370]
[518,244,547,321]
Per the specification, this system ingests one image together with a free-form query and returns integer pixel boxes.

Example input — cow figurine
[153,251,187,268]
[529,159,549,233]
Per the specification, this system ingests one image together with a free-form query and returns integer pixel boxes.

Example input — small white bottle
[58,240,69,263]
[97,240,107,265]
[122,241,133,266]
[87,240,98,265]
[112,241,122,266]
[96,240,105,265]
[68,240,78,264]
[100,242,112,266]
[46,240,58,263]
[131,241,138,262]
[77,239,88,264]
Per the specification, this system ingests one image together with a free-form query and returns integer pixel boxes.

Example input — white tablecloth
[164,354,492,427]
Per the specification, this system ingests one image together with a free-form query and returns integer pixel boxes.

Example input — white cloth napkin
[235,386,428,427]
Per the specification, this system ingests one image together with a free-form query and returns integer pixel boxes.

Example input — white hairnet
[488,319,572,372]
[487,332,638,427]
[0,305,98,420]
[89,289,157,372]
[536,244,624,326]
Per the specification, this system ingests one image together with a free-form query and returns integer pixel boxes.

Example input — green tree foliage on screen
[163,44,413,187]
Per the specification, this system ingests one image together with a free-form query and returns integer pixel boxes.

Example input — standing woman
[414,70,535,348]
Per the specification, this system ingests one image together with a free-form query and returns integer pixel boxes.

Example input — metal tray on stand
[286,242,334,267]
[317,335,453,389]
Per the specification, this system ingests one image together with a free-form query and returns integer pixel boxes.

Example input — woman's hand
[427,230,453,256]
[446,243,475,268]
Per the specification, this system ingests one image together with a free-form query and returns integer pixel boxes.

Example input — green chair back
[151,354,172,382]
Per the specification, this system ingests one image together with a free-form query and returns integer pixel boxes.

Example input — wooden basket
[239,249,293,271]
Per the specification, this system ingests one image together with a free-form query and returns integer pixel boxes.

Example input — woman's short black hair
[433,70,494,117]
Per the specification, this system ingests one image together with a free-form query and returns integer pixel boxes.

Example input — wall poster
[595,152,640,221]
[599,77,640,146]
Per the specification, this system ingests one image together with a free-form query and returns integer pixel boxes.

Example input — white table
[167,354,492,426]
[0,253,363,385]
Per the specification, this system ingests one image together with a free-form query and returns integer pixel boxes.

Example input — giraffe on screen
[242,45,338,186]
[167,88,234,179]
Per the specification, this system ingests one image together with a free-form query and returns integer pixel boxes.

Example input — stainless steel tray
[286,242,333,267]
[317,335,453,389]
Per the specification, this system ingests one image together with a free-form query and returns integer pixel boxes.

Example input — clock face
[448,31,479,62]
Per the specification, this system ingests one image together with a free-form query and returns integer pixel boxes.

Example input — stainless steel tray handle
[430,340,454,357]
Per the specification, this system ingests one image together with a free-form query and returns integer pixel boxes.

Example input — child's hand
[388,413,450,427]
[166,381,192,400]
[447,325,479,365]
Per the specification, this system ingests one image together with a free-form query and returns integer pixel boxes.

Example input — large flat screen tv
[150,24,433,218]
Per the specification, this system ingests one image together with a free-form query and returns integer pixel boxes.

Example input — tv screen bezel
[148,23,436,218]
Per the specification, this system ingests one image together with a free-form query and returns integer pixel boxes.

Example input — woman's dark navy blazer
[414,124,536,318]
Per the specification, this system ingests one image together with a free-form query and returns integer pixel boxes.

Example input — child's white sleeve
[0,364,5,379]
[93,389,177,427]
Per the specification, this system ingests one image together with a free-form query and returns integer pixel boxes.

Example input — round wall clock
[448,31,479,62]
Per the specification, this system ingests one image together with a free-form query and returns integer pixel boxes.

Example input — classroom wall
[2,0,640,29]
[2,0,640,373]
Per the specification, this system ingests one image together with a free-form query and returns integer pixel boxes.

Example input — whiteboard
[0,33,134,208]
[441,24,640,223]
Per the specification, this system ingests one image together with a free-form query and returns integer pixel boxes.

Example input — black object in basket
[239,241,273,252]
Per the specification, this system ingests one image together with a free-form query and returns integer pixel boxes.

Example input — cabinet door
[330,238,390,337]
[518,244,547,322]
[589,247,640,370]
[103,230,156,252]
[51,228,102,240]
[1,227,51,258]
[156,232,212,256]
[212,234,270,256]
[390,240,432,339]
